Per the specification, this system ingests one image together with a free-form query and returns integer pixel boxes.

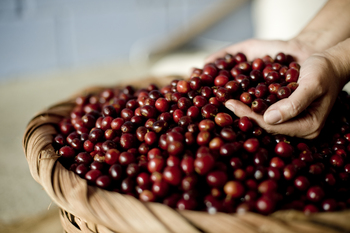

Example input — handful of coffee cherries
[54,52,350,215]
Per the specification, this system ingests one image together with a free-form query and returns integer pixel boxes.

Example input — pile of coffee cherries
[54,52,350,215]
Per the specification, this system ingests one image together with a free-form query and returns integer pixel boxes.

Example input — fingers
[204,40,252,63]
[225,99,270,129]
[205,39,298,64]
[205,39,268,63]
[225,99,257,118]
[263,81,319,125]
[225,75,321,127]
[225,99,323,139]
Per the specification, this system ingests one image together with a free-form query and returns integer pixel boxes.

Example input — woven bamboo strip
[146,202,201,233]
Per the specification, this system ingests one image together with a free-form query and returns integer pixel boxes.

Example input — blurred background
[0,0,254,82]
[0,0,326,232]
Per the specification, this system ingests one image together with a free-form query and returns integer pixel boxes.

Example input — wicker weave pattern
[23,80,350,233]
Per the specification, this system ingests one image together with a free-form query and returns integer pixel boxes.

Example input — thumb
[263,85,317,124]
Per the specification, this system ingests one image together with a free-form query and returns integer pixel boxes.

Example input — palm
[205,39,313,65]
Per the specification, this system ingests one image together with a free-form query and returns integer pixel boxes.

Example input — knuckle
[305,129,321,140]
[304,116,324,139]
[290,100,302,116]
[284,99,303,119]
[312,78,326,96]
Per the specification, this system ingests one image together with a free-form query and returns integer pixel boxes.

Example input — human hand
[206,38,350,139]
[205,38,315,65]
[225,53,347,139]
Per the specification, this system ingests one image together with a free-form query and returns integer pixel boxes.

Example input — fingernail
[264,110,282,124]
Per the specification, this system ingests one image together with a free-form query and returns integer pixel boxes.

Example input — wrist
[292,0,350,55]
[322,38,350,87]
[285,36,318,63]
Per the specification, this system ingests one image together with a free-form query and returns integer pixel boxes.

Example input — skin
[205,0,350,139]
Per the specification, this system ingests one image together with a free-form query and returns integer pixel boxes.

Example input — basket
[23,77,350,233]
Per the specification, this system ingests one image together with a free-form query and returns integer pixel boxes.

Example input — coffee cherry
[225,80,240,94]
[238,116,253,132]
[275,142,293,157]
[240,77,251,91]
[252,58,264,70]
[105,149,120,165]
[330,154,344,167]
[139,190,156,202]
[285,68,299,82]
[322,199,337,212]
[75,152,93,165]
[220,142,241,157]
[209,137,225,151]
[155,98,170,112]
[268,83,281,95]
[224,181,245,198]
[243,138,260,153]
[86,169,103,183]
[177,197,198,210]
[304,204,319,215]
[307,186,325,202]
[258,179,278,194]
[189,76,202,90]
[254,83,268,98]
[180,156,194,174]
[148,157,165,173]
[106,164,122,181]
[119,152,136,166]
[199,105,216,120]
[75,164,89,177]
[215,87,230,102]
[275,52,287,64]
[214,75,230,87]
[266,94,277,105]
[206,170,227,188]
[220,128,237,142]
[256,196,276,214]
[214,113,233,127]
[277,86,291,99]
[265,71,280,84]
[294,176,310,191]
[194,154,215,175]
[283,164,297,180]
[163,166,182,186]
[240,92,253,105]
[59,146,76,159]
[88,128,104,143]
[152,180,170,198]
[96,175,112,189]
[120,133,136,149]
[251,98,268,114]
[90,161,104,171]
[177,80,191,93]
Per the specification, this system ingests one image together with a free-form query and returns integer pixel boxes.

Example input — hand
[205,38,315,65]
[204,0,350,139]
[225,53,347,139]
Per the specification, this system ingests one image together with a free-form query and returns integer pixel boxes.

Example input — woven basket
[23,76,350,233]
